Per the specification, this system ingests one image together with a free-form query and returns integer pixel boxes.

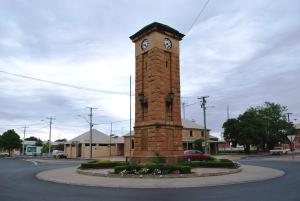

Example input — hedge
[80,160,128,169]
[114,164,191,174]
[188,160,240,168]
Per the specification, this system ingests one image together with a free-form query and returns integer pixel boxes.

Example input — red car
[184,150,210,161]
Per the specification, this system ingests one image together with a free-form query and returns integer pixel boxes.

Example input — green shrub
[147,157,165,164]
[219,159,231,163]
[203,156,216,161]
[188,160,239,168]
[114,163,191,174]
[87,160,98,164]
[80,161,128,169]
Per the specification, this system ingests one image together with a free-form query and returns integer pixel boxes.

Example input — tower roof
[130,22,185,42]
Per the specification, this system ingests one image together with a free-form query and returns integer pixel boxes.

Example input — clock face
[164,38,172,49]
[141,39,149,50]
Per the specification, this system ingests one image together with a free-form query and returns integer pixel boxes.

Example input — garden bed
[79,158,240,177]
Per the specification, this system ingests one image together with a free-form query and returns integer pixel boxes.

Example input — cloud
[0,0,299,140]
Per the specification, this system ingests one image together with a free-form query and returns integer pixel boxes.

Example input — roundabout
[36,164,283,188]
[1,157,300,201]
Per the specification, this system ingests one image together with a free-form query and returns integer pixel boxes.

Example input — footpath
[36,165,284,188]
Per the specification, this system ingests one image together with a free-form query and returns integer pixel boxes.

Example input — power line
[0,70,130,96]
[186,0,210,36]
[26,125,49,133]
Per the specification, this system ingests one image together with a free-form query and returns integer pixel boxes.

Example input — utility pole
[87,107,97,159]
[46,117,55,156]
[198,96,209,154]
[285,112,292,122]
[22,126,29,156]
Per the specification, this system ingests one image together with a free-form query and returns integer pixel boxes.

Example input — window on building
[131,139,135,149]
[201,131,204,137]
[190,130,193,137]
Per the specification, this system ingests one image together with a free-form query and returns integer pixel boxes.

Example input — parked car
[270,147,290,155]
[0,152,9,158]
[52,150,67,159]
[184,150,211,161]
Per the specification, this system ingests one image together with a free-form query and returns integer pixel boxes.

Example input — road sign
[287,135,296,142]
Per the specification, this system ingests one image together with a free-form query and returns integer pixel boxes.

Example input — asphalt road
[0,156,299,201]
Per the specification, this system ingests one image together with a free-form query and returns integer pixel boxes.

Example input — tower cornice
[130,22,185,42]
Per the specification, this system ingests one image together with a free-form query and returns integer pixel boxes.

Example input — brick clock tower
[130,22,185,162]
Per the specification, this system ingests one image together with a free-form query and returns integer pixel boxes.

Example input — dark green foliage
[55,139,67,142]
[25,136,43,146]
[146,157,166,164]
[193,139,204,152]
[80,161,128,169]
[223,118,240,147]
[41,143,53,153]
[203,155,216,161]
[188,160,239,168]
[0,129,22,156]
[54,139,67,151]
[55,143,64,151]
[222,102,296,153]
[114,164,191,174]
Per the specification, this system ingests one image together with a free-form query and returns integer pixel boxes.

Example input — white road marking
[23,159,38,166]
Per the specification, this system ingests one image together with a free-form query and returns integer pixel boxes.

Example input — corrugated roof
[66,129,124,144]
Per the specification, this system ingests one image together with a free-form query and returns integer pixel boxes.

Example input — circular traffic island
[36,159,285,188]
[76,159,241,178]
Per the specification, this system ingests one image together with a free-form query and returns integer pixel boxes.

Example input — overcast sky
[0,0,299,141]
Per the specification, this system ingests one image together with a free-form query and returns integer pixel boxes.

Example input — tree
[54,139,67,151]
[193,139,204,152]
[0,135,3,151]
[222,102,295,153]
[0,130,22,156]
[258,102,295,150]
[55,138,67,143]
[42,143,53,153]
[222,118,240,147]
[237,107,265,153]
[25,136,43,146]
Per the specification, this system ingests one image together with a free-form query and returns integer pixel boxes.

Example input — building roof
[209,135,219,140]
[22,140,36,146]
[182,119,204,130]
[129,22,185,42]
[123,120,210,137]
[123,131,134,137]
[66,129,124,144]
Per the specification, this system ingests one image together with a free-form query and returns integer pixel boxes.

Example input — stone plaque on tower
[130,22,185,163]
